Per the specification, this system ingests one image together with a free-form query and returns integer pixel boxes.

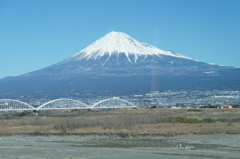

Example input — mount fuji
[1,31,240,98]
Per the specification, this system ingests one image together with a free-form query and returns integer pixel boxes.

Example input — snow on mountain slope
[67,31,193,63]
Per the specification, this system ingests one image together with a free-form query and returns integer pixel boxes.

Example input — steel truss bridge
[0,97,137,111]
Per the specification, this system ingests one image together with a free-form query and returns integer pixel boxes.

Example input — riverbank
[1,108,240,136]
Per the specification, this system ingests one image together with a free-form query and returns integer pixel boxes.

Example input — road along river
[0,134,240,159]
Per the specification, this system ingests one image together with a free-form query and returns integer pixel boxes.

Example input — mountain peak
[107,31,128,36]
[68,31,193,63]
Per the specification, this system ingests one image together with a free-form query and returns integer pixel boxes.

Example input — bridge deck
[0,98,137,111]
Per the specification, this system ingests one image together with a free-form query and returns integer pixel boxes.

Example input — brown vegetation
[0,108,240,136]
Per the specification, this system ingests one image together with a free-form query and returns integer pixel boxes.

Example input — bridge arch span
[91,97,137,109]
[0,99,35,111]
[37,98,89,110]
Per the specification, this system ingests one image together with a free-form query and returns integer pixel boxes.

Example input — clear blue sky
[1,0,240,79]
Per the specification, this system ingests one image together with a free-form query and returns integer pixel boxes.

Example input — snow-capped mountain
[0,31,240,98]
[66,31,192,63]
[34,31,225,78]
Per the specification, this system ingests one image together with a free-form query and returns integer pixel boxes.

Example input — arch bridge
[92,97,137,109]
[0,99,35,111]
[0,97,137,111]
[36,98,89,110]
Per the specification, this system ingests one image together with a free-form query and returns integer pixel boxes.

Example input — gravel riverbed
[0,134,240,159]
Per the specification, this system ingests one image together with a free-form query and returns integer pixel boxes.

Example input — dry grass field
[0,108,240,136]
